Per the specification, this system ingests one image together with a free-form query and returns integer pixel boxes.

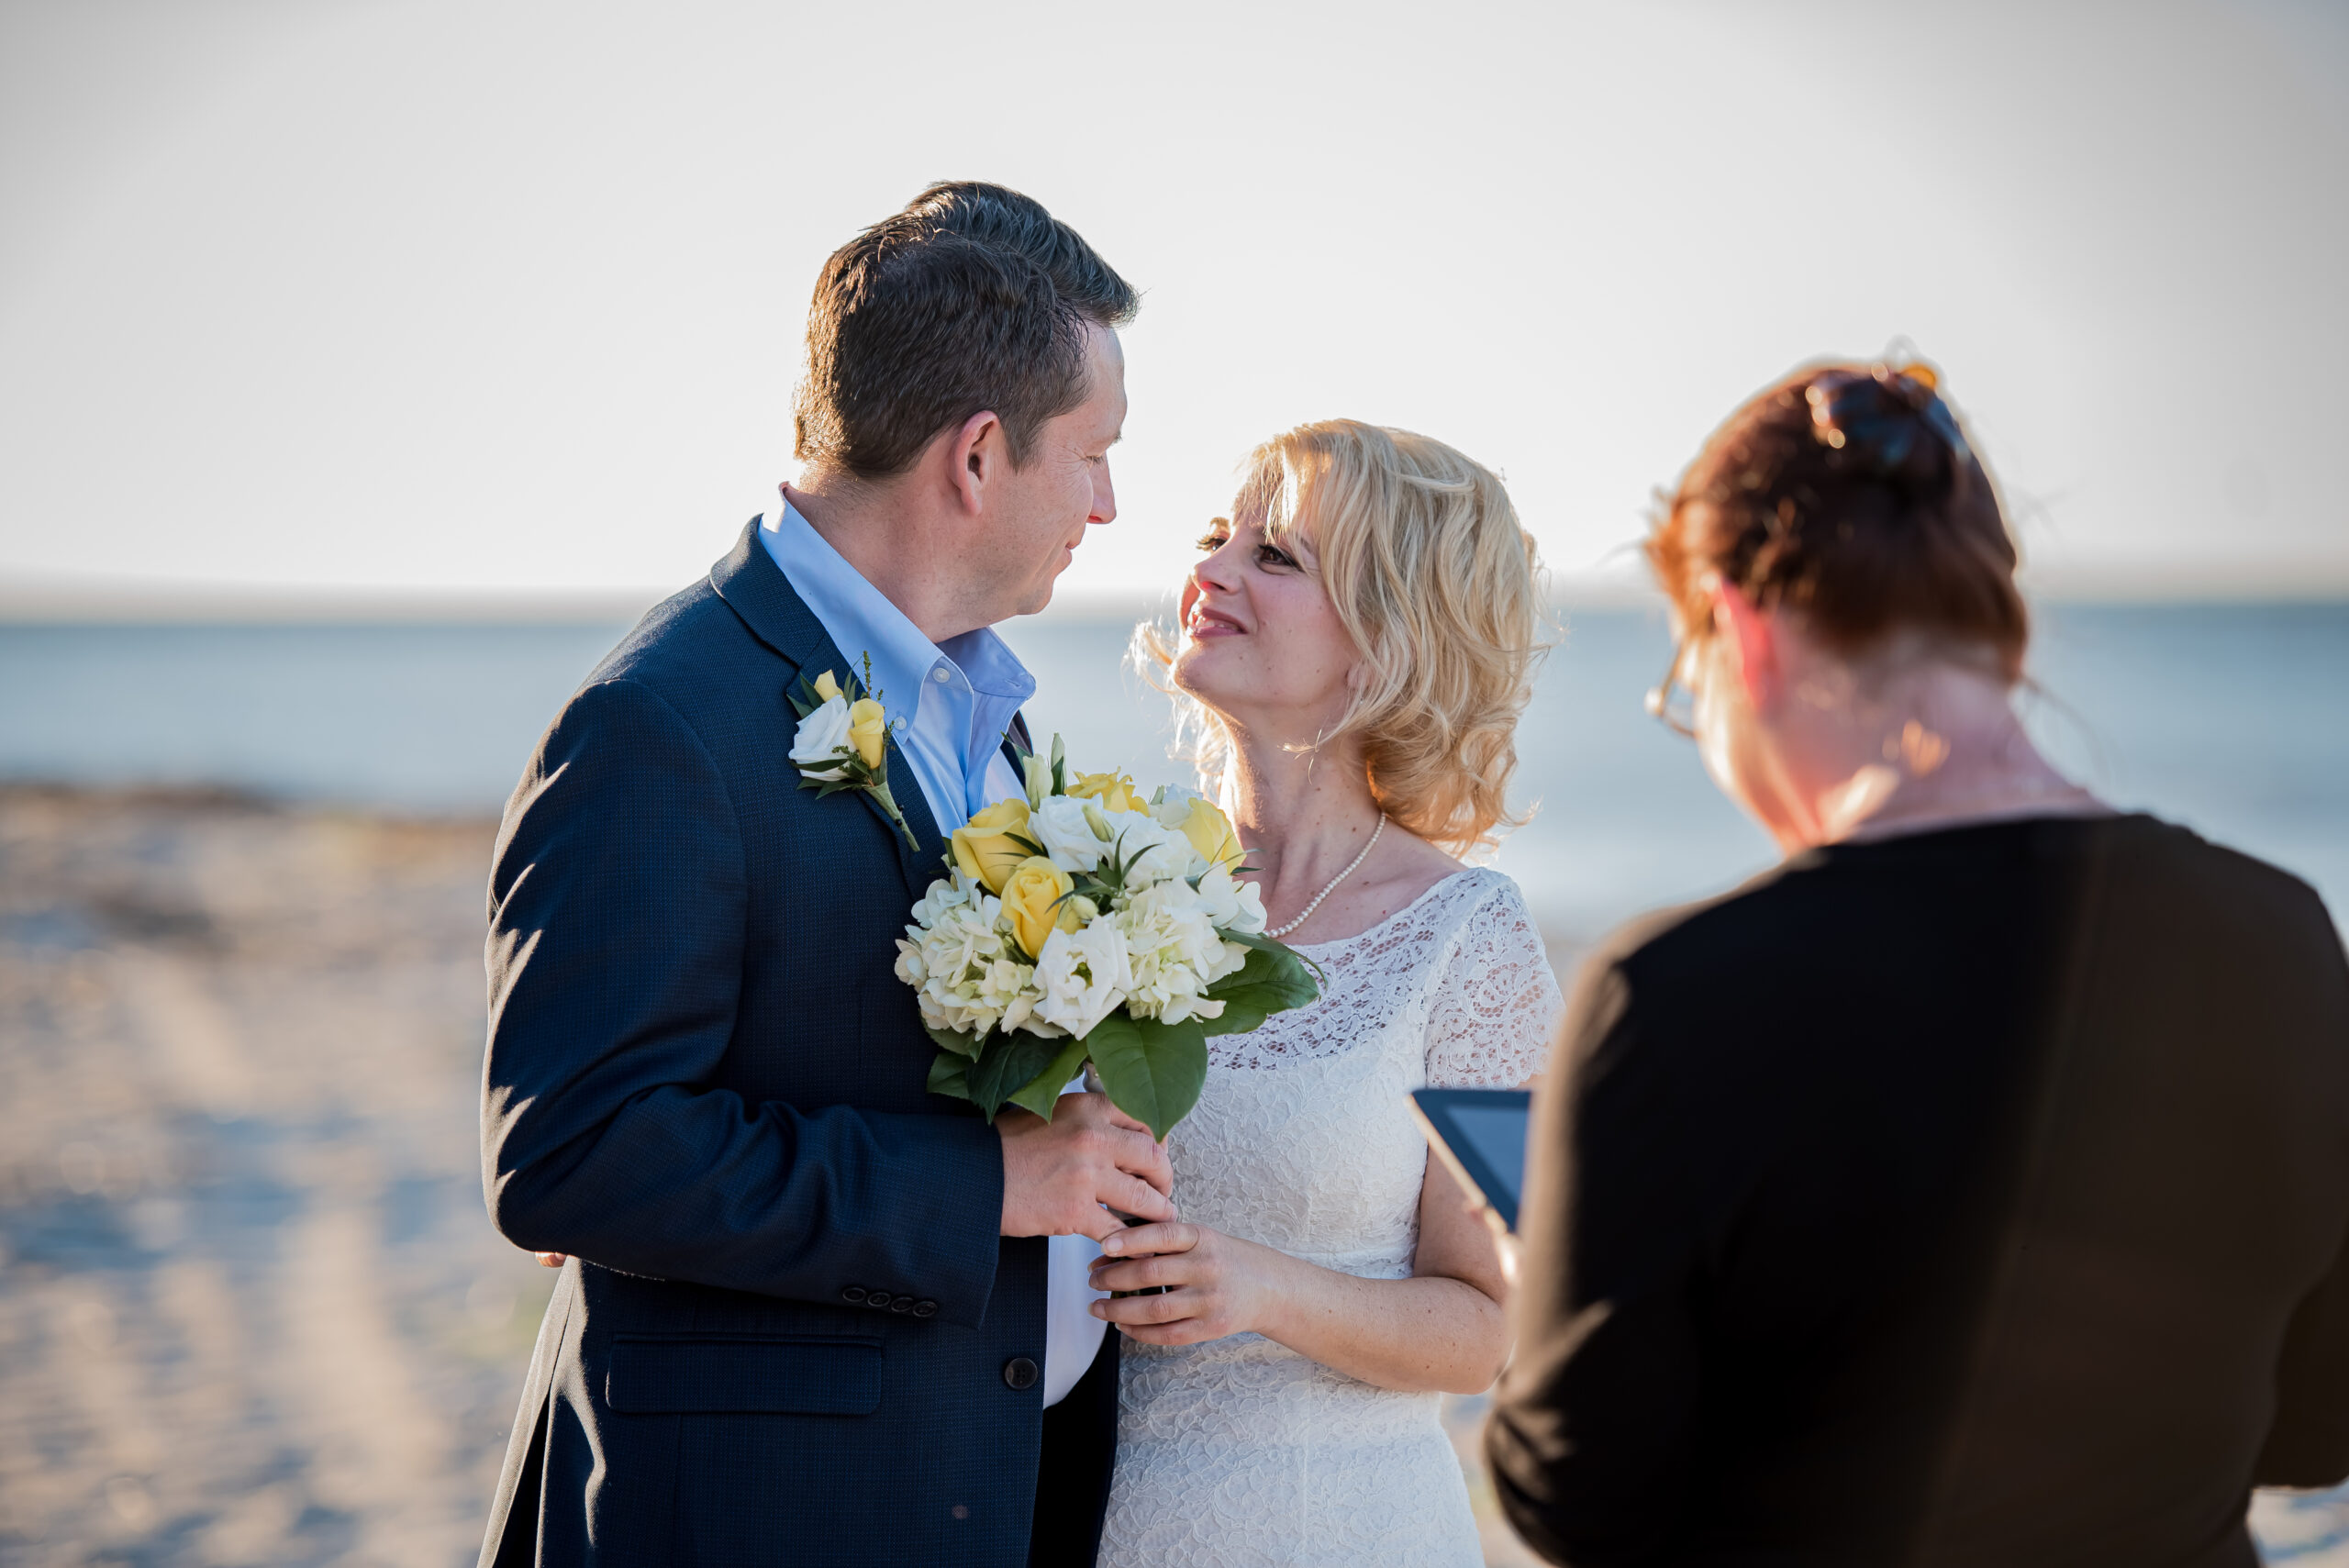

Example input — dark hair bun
[1804,364,1973,499]
[1647,355,2030,679]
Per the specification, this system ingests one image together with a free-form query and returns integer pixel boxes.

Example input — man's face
[982,323,1126,620]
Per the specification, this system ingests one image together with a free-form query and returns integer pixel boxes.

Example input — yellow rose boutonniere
[848,698,887,770]
[787,657,917,850]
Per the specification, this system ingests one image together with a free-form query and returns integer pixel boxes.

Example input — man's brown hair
[794,182,1140,479]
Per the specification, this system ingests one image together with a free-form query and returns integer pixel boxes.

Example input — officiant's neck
[1220,721,1381,871]
[784,476,980,645]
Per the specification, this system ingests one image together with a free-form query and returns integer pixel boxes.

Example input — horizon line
[2,563,2345,624]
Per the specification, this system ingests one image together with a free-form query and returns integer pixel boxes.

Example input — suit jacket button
[912,1300,938,1318]
[841,1285,867,1305]
[867,1293,896,1311]
[1003,1356,1040,1391]
[888,1296,915,1314]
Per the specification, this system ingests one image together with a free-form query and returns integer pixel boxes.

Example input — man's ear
[946,409,1003,517]
[1710,579,1781,713]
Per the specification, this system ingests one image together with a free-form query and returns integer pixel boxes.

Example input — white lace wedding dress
[1097,868,1563,1567]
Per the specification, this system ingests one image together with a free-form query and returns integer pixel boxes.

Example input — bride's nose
[1191,539,1243,595]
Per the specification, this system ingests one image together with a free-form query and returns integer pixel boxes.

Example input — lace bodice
[1099,869,1562,1567]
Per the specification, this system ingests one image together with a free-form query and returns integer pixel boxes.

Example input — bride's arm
[1087,1151,1512,1395]
[1094,882,1563,1393]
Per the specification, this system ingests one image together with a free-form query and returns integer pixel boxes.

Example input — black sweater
[1487,814,2349,1568]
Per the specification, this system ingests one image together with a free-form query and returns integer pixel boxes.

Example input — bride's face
[1174,510,1358,730]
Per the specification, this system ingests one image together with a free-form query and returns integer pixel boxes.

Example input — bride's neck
[1222,723,1381,890]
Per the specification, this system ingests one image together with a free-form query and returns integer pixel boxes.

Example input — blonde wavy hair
[1137,419,1546,854]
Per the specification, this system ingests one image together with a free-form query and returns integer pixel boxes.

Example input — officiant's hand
[998,1092,1175,1242]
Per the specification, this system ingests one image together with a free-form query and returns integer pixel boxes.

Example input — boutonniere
[788,657,918,850]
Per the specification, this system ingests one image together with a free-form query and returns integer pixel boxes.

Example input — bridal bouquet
[897,737,1318,1140]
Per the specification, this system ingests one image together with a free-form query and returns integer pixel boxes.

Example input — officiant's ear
[1707,576,1782,714]
[948,408,1006,517]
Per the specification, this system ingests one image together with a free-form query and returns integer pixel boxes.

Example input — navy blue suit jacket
[478,521,1085,1565]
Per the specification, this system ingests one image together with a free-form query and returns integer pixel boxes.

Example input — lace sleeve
[1422,877,1564,1089]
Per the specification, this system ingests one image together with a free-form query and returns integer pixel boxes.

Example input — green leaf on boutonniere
[1003,1034,1093,1121]
[1087,1013,1208,1143]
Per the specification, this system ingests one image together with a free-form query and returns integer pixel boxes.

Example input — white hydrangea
[1115,876,1247,1025]
[1032,918,1132,1039]
[895,876,1044,1039]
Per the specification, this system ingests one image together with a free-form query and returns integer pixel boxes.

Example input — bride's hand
[1086,1221,1284,1346]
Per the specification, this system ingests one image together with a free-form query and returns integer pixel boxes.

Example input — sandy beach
[0,784,1549,1565]
[0,787,552,1562]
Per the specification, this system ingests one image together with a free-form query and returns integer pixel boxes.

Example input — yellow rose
[847,697,886,770]
[1069,771,1144,815]
[952,798,1033,894]
[1175,795,1246,873]
[812,670,842,702]
[1000,856,1082,961]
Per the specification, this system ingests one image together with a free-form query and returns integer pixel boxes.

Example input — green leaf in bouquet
[924,1021,985,1061]
[966,1029,1062,1118]
[1198,943,1322,1038]
[1003,1034,1094,1121]
[1219,925,1327,978]
[926,1051,974,1102]
[1087,1014,1208,1142]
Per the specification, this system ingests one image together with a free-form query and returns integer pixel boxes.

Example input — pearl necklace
[1262,817,1386,940]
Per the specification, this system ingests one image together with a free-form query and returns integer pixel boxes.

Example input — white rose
[1194,863,1269,937]
[788,694,854,781]
[1029,795,1109,873]
[1101,813,1194,889]
[1032,919,1132,1039]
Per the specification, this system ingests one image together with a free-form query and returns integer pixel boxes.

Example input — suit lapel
[709,517,948,899]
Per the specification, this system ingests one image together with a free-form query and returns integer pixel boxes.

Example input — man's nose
[1090,468,1117,527]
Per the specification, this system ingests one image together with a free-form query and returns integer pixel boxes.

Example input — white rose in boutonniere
[787,660,918,849]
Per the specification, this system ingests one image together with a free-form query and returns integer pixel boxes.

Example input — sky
[1,0,2344,606]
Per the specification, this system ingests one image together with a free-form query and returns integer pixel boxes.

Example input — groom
[476,183,1172,1566]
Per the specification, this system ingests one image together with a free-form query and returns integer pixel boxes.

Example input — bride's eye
[1256,542,1297,569]
[1195,532,1228,553]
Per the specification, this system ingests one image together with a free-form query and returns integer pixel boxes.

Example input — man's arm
[481,676,1008,1324]
[1485,961,1705,1566]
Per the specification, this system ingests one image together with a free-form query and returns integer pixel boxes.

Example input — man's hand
[999,1092,1175,1241]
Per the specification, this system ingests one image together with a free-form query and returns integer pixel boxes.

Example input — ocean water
[6,603,2342,942]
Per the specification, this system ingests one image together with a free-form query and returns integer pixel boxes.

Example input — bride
[1091,419,1564,1565]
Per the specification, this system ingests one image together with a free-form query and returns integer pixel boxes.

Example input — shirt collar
[756,491,1035,721]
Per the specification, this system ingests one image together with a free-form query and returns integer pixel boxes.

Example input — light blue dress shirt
[758,494,1106,1407]
[759,498,1036,831]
